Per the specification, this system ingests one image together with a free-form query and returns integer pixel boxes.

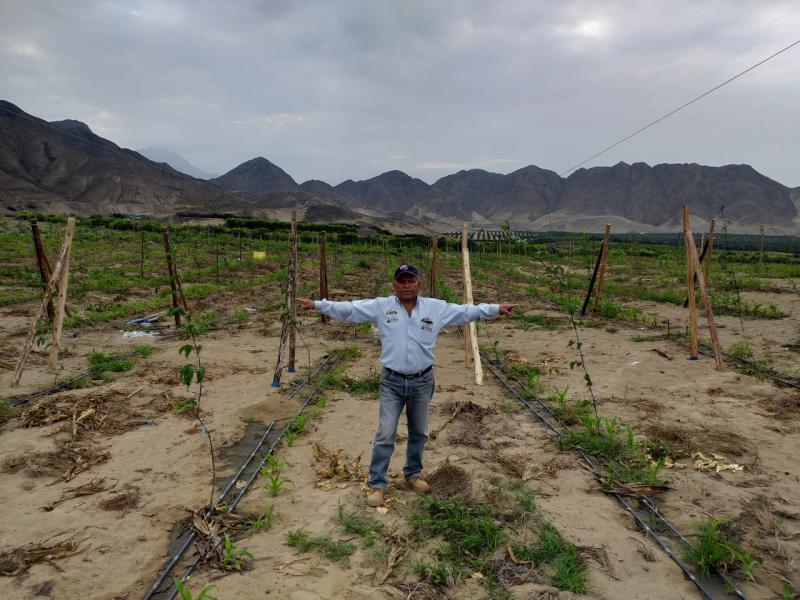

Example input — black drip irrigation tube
[532,295,800,391]
[480,351,750,600]
[143,347,344,600]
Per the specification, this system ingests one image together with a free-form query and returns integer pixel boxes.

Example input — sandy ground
[1,272,799,598]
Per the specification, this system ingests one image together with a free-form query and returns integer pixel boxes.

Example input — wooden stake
[580,244,605,317]
[31,219,56,323]
[683,206,699,360]
[461,222,483,385]
[11,218,75,387]
[429,234,438,298]
[686,225,724,371]
[163,229,182,328]
[319,231,330,323]
[591,224,611,314]
[288,211,297,372]
[48,218,75,368]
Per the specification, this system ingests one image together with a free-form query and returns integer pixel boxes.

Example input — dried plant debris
[3,442,111,482]
[760,393,800,420]
[190,509,253,571]
[448,418,484,448]
[20,392,151,437]
[311,443,365,482]
[42,475,116,511]
[738,496,799,539]
[438,399,495,422]
[390,581,446,600]
[430,399,495,441]
[645,424,752,458]
[373,534,410,586]
[528,456,576,480]
[427,461,470,498]
[99,486,140,512]
[691,452,744,473]
[0,533,87,577]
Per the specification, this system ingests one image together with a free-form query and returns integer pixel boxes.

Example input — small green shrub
[683,517,757,582]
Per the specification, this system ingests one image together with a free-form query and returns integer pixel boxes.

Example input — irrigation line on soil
[143,340,345,600]
[480,351,750,600]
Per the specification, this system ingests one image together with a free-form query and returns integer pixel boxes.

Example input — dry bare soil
[1,265,799,600]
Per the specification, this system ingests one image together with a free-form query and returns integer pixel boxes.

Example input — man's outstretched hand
[297,298,316,310]
[499,303,521,316]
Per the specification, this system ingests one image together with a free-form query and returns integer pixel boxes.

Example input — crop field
[0,214,799,600]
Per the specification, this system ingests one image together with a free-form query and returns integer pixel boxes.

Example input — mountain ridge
[1,100,797,234]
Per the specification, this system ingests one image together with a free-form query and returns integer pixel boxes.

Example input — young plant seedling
[173,577,217,600]
[220,533,253,571]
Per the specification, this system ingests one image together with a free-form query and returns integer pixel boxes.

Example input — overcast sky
[2,1,799,186]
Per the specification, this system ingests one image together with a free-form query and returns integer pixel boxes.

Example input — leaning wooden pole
[591,224,611,314]
[287,211,298,372]
[683,206,699,360]
[11,218,74,387]
[31,219,56,323]
[319,231,330,324]
[163,229,182,328]
[686,225,724,371]
[461,222,483,385]
[429,234,438,298]
[580,244,605,317]
[48,217,75,368]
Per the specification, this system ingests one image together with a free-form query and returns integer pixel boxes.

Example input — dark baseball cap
[394,264,420,280]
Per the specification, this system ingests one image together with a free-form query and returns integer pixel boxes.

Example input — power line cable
[559,38,800,177]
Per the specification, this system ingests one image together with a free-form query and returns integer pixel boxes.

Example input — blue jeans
[368,368,435,489]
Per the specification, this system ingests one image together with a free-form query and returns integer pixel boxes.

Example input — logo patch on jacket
[420,317,433,332]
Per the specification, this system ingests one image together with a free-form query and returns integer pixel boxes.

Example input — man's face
[393,274,420,300]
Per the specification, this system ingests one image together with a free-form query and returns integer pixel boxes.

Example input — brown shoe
[406,477,430,494]
[367,488,385,507]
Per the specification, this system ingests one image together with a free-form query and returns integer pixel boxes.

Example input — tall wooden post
[163,229,182,328]
[461,223,483,385]
[686,225,724,371]
[683,206,699,360]
[591,224,611,314]
[580,244,605,317]
[319,231,330,323]
[12,218,75,387]
[48,218,75,368]
[429,234,438,298]
[31,219,56,323]
[287,211,298,372]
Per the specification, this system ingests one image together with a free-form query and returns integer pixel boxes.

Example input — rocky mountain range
[1,100,798,234]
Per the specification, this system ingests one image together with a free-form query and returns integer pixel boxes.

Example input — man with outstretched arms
[297,264,519,507]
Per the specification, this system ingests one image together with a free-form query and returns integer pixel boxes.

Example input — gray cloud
[1,0,798,185]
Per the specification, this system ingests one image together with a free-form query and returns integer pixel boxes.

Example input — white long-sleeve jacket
[315,295,499,374]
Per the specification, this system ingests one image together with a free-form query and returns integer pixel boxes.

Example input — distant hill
[1,100,797,234]
[212,157,298,195]
[137,146,216,179]
[0,100,255,216]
